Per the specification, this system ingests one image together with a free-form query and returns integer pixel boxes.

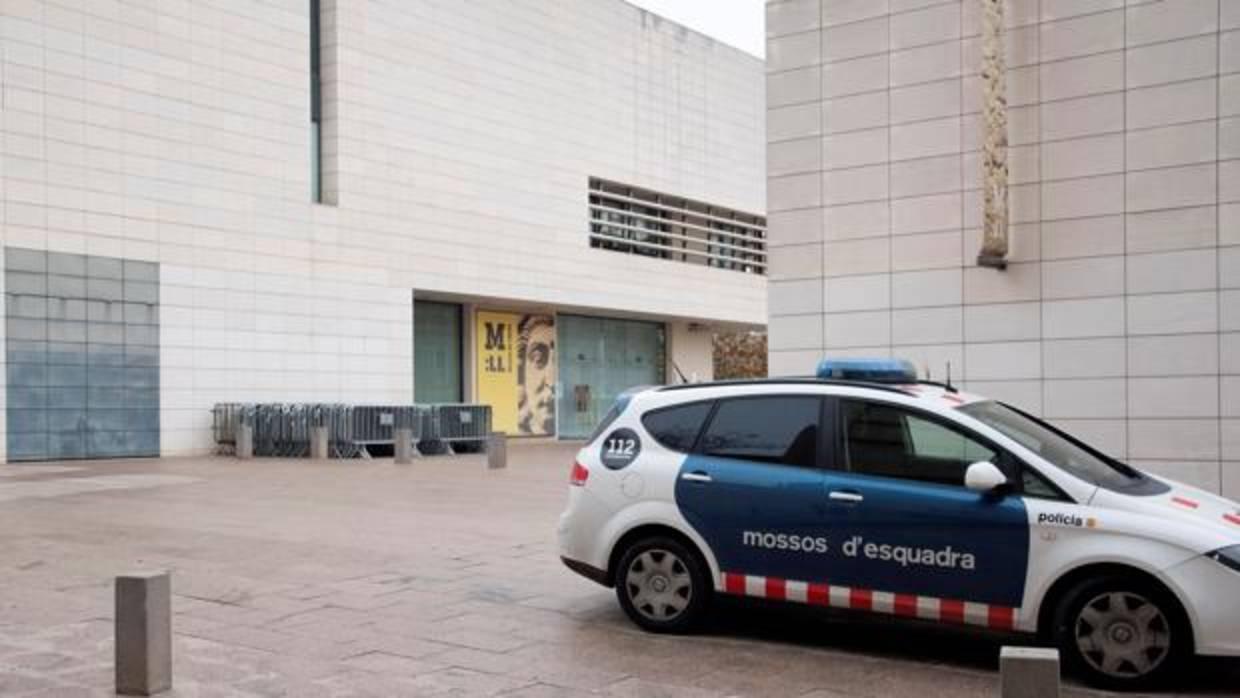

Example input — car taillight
[569,461,589,486]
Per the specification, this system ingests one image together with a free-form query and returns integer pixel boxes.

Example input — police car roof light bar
[815,358,918,384]
[658,377,912,396]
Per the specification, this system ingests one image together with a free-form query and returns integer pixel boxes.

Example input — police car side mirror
[965,461,1009,494]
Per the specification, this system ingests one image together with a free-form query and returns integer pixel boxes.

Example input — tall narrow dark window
[310,0,322,202]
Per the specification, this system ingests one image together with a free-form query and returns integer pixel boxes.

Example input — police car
[557,359,1240,690]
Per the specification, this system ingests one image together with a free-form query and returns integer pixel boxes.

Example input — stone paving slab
[0,448,1236,697]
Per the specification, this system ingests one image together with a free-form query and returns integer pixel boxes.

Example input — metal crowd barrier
[431,404,492,453]
[348,405,431,458]
[254,404,310,457]
[211,403,491,458]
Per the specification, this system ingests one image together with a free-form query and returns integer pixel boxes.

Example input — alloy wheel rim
[1074,591,1171,679]
[625,548,692,622]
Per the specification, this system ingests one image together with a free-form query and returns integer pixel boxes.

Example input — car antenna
[945,361,955,393]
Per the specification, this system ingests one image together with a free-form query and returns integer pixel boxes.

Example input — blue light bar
[816,357,918,383]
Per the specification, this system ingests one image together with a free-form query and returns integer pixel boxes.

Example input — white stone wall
[0,0,766,457]
[766,0,1239,495]
[667,321,715,383]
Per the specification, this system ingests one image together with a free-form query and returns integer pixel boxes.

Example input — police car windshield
[959,401,1141,490]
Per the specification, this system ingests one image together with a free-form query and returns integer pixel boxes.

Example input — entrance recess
[557,315,664,439]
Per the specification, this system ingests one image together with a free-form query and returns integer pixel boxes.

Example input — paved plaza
[0,444,1236,697]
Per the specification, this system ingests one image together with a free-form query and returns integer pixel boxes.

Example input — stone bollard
[487,431,507,470]
[394,427,414,464]
[310,425,329,460]
[236,424,253,460]
[1000,646,1060,698]
[115,571,172,696]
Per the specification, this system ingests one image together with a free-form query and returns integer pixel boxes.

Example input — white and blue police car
[557,359,1240,690]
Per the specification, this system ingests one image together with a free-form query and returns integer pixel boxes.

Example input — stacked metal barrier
[320,404,361,458]
[211,403,490,458]
[211,403,247,455]
[254,404,310,457]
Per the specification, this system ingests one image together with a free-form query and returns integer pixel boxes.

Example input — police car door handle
[828,490,864,503]
[681,472,712,483]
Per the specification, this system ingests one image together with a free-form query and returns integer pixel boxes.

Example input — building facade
[0,0,767,459]
[765,0,1239,495]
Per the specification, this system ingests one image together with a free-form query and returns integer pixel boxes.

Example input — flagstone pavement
[0,443,1236,697]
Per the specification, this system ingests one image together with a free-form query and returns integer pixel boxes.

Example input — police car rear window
[641,401,712,453]
[586,398,629,444]
[698,396,819,468]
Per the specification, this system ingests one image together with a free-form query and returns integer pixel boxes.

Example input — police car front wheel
[615,536,709,632]
[1052,575,1190,690]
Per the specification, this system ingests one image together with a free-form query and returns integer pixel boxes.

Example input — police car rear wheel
[616,537,708,632]
[1053,576,1188,690]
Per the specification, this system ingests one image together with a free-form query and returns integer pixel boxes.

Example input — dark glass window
[310,0,322,202]
[842,400,996,487]
[587,178,766,274]
[959,400,1142,490]
[586,400,627,444]
[5,248,159,461]
[642,401,712,453]
[413,301,462,404]
[1022,469,1062,499]
[698,396,819,467]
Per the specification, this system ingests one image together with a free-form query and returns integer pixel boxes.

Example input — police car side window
[642,401,713,453]
[697,396,820,468]
[1021,469,1062,499]
[842,400,996,488]
[907,418,995,463]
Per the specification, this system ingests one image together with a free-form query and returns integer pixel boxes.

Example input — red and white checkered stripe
[720,571,1018,631]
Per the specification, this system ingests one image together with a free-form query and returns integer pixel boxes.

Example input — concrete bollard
[1000,646,1060,698]
[487,431,507,470]
[236,424,253,460]
[115,571,172,696]
[394,427,414,464]
[310,425,329,460]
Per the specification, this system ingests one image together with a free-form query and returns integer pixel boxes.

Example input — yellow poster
[476,311,555,436]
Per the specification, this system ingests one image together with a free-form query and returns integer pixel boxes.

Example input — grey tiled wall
[5,249,160,461]
[766,0,1239,495]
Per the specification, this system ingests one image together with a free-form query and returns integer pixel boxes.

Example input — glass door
[556,315,664,439]
[414,301,462,404]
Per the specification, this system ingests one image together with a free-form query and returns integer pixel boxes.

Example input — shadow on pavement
[702,596,1240,695]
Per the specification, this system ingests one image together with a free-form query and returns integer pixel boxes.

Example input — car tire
[615,535,710,633]
[1049,574,1190,691]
